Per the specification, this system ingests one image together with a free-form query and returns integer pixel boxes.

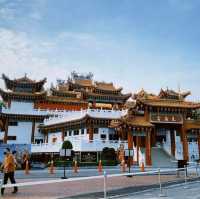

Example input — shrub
[62,140,73,149]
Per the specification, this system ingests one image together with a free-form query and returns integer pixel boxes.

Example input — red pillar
[181,126,189,161]
[145,130,152,166]
[128,128,133,165]
[88,127,94,141]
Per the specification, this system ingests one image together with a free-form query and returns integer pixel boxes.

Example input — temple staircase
[151,147,177,168]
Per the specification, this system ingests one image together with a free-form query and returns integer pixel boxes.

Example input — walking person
[1,148,18,196]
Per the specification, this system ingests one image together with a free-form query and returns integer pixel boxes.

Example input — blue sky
[0,0,200,100]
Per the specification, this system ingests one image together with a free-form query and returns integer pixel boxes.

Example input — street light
[60,140,73,179]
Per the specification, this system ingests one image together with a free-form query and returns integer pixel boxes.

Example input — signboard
[60,149,71,157]
[150,114,183,124]
[80,152,97,163]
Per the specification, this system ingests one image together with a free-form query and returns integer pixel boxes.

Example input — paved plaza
[0,171,196,199]
[118,180,200,199]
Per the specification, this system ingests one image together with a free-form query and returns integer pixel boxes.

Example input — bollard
[73,160,78,173]
[49,160,55,174]
[25,160,29,175]
[103,171,107,199]
[184,165,188,189]
[98,160,103,173]
[158,168,166,197]
[121,159,126,172]
[140,162,145,172]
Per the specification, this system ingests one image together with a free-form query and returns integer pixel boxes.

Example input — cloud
[0,0,45,22]
[0,28,67,89]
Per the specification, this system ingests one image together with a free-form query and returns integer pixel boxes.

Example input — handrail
[0,166,197,189]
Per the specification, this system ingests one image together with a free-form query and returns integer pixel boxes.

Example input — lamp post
[60,140,73,179]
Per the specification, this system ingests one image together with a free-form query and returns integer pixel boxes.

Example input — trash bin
[177,160,188,177]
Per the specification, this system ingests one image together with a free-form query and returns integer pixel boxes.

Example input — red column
[145,130,152,166]
[88,127,94,141]
[181,126,189,161]
[128,128,133,165]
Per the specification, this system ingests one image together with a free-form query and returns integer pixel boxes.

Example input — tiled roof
[123,115,154,127]
[138,99,200,108]
[185,120,200,129]
[74,79,93,87]
[95,82,122,91]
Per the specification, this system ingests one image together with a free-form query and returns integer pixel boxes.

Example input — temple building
[36,88,200,165]
[0,74,50,144]
[1,72,200,166]
[0,72,130,145]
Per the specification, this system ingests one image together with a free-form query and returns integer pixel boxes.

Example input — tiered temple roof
[50,72,131,108]
[2,74,46,92]
[134,88,200,110]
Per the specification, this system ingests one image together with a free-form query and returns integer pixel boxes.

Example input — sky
[0,0,200,100]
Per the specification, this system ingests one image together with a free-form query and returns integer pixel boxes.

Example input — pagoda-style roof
[184,119,200,130]
[46,96,88,105]
[94,82,122,92]
[74,79,93,87]
[84,91,132,103]
[159,88,191,100]
[122,115,154,128]
[40,109,126,131]
[137,98,200,109]
[0,88,47,101]
[50,87,81,98]
[133,89,158,100]
[2,74,46,92]
[0,112,48,122]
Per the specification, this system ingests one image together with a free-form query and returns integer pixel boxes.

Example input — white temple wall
[34,122,44,141]
[48,132,62,144]
[10,101,34,112]
[7,122,32,144]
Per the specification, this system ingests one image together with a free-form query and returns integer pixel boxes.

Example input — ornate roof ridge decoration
[2,73,47,91]
[158,88,191,100]
[133,88,157,100]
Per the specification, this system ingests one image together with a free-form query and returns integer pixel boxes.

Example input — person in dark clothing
[1,148,18,195]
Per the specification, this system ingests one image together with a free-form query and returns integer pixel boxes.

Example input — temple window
[81,128,85,135]
[69,130,72,136]
[94,128,98,134]
[74,130,79,135]
[100,134,106,140]
[8,121,18,126]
